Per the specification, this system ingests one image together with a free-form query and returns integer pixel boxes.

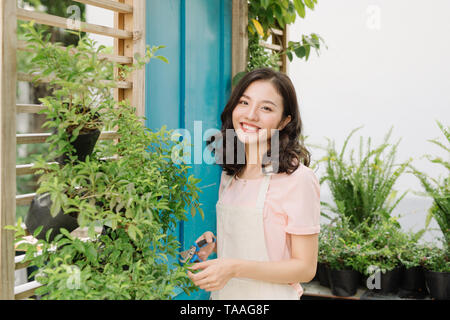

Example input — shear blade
[179,246,196,263]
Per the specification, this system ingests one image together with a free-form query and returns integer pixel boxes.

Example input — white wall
[288,0,450,242]
[85,5,114,48]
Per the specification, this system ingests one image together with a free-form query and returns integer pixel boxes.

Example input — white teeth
[242,123,259,132]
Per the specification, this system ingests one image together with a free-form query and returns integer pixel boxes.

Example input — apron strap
[220,171,272,208]
[219,172,235,200]
[255,174,272,209]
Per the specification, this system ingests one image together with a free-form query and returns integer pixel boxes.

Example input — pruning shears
[179,238,216,264]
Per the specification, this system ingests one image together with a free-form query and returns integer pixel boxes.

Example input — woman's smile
[240,122,261,133]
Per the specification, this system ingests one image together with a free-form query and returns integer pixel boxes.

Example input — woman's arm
[233,233,318,284]
[188,233,318,291]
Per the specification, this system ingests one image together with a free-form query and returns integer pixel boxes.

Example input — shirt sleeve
[282,167,321,235]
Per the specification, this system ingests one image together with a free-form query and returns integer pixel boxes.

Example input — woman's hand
[187,258,237,292]
[195,231,216,261]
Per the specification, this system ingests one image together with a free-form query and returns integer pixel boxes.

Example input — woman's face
[232,80,291,146]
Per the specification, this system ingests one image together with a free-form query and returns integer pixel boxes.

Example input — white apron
[210,173,299,300]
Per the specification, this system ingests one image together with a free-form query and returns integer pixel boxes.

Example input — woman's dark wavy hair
[206,67,311,177]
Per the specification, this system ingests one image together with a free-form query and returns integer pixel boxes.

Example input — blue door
[145,0,232,300]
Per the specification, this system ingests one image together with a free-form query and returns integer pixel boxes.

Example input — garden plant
[408,120,449,299]
[7,22,202,299]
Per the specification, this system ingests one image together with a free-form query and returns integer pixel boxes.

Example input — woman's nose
[245,104,258,120]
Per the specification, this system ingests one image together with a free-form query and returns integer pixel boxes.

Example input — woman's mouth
[240,122,261,133]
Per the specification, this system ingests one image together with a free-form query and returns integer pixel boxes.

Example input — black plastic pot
[327,268,361,297]
[56,128,101,164]
[317,262,331,288]
[400,266,427,293]
[425,270,450,300]
[373,267,402,294]
[25,193,79,242]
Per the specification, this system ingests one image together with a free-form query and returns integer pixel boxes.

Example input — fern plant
[319,126,411,227]
[409,120,449,248]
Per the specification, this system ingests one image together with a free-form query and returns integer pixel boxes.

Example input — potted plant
[360,216,407,295]
[20,21,167,241]
[22,22,110,165]
[323,216,367,297]
[397,232,429,298]
[408,120,449,300]
[9,98,203,299]
[317,223,332,288]
[420,242,449,300]
[318,126,411,229]
[21,21,109,239]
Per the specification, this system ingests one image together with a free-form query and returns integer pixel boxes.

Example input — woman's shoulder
[272,163,319,189]
[274,162,314,178]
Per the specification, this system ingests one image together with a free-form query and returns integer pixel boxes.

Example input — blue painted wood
[146,0,232,300]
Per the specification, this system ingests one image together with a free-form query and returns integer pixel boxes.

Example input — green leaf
[294,46,306,58]
[286,51,293,61]
[232,71,247,86]
[304,0,315,10]
[251,19,265,37]
[127,224,137,241]
[261,0,271,9]
[33,225,44,238]
[294,0,306,18]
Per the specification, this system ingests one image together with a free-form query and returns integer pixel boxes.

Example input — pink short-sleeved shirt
[218,162,321,297]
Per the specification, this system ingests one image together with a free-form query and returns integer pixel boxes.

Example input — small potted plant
[324,216,365,297]
[317,223,332,288]
[420,241,449,300]
[361,216,407,295]
[397,233,429,298]
[408,120,449,300]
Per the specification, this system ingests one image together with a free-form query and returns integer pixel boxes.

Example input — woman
[187,68,321,300]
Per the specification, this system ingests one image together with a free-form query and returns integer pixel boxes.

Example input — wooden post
[114,0,146,119]
[281,24,289,74]
[0,0,17,300]
[231,0,248,85]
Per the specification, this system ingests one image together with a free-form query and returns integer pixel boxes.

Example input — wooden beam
[17,8,133,39]
[0,0,17,300]
[14,280,42,300]
[16,130,120,145]
[114,0,145,120]
[281,24,289,74]
[231,0,248,87]
[17,40,133,65]
[17,72,132,89]
[259,40,282,52]
[16,104,46,114]
[16,193,35,206]
[17,156,119,176]
[72,0,133,14]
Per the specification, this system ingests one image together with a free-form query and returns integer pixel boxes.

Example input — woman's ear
[278,115,291,131]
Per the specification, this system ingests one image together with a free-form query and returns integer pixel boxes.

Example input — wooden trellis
[231,0,290,80]
[260,26,290,74]
[0,0,146,300]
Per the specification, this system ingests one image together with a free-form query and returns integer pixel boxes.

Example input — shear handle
[195,237,216,250]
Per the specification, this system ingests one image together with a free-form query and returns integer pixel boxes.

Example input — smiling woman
[192,68,321,300]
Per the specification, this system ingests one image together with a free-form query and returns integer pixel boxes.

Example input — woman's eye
[262,106,272,111]
[239,100,248,105]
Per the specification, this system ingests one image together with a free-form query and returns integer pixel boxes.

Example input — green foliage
[409,121,449,247]
[319,215,409,274]
[9,23,202,299]
[237,0,326,85]
[319,126,411,227]
[419,243,450,273]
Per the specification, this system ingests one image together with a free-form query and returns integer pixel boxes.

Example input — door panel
[146,0,231,300]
